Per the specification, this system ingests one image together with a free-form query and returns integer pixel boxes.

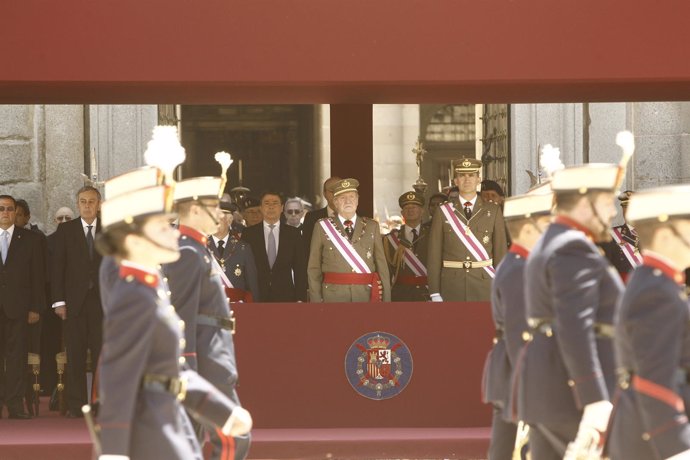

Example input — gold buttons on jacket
[567,379,575,387]
[179,357,186,365]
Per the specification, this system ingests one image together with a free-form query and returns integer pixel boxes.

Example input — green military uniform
[383,192,430,301]
[307,179,391,302]
[427,160,508,302]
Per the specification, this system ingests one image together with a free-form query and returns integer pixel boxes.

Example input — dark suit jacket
[302,207,328,252]
[241,222,307,302]
[51,217,103,316]
[0,226,45,318]
[207,236,260,301]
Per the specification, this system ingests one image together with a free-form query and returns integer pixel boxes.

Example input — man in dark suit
[51,185,103,418]
[0,194,45,419]
[208,202,259,302]
[242,192,307,302]
[302,176,341,251]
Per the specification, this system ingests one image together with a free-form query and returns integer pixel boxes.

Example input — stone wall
[0,105,84,234]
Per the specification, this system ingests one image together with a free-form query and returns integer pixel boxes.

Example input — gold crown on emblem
[367,335,391,349]
[406,193,415,200]
[342,180,351,188]
[462,159,472,168]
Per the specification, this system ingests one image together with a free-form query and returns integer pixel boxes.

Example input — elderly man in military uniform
[516,139,632,459]
[427,158,508,302]
[482,187,553,460]
[600,190,640,283]
[307,178,391,302]
[163,176,250,460]
[383,191,429,301]
[606,185,690,460]
[208,202,259,302]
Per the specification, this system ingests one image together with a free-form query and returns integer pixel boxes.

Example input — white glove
[667,450,690,460]
[222,406,253,437]
[430,293,443,302]
[564,400,613,460]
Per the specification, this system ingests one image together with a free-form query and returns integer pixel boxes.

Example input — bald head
[54,207,75,225]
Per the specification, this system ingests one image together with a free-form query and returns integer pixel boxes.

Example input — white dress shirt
[211,234,230,248]
[404,224,421,242]
[82,218,98,238]
[459,195,478,212]
[338,214,357,228]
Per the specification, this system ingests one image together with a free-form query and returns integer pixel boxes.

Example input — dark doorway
[179,105,315,201]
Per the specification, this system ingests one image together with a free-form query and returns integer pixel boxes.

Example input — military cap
[481,179,505,197]
[101,185,173,229]
[627,185,690,225]
[332,178,360,197]
[173,177,223,203]
[503,185,554,221]
[242,196,260,210]
[220,201,234,213]
[398,191,425,208]
[104,166,163,200]
[618,190,634,207]
[550,164,621,194]
[453,158,482,174]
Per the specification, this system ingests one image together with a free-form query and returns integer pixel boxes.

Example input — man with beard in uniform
[481,186,553,459]
[600,190,641,283]
[163,176,250,460]
[608,186,690,460]
[383,191,430,301]
[308,178,391,302]
[516,136,633,460]
[427,158,507,302]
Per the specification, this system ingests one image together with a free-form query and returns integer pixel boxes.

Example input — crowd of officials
[4,131,684,460]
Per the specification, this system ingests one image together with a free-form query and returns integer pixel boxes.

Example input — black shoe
[8,411,32,420]
[65,410,83,419]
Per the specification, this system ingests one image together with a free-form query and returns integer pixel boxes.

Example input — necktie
[464,202,472,220]
[344,220,354,240]
[0,230,8,264]
[86,225,94,259]
[267,224,277,268]
[411,228,418,243]
[217,239,225,259]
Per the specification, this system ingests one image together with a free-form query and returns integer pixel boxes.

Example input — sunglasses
[56,215,72,222]
[285,209,302,215]
[0,206,15,212]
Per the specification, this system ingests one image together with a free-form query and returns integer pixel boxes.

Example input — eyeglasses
[285,209,302,215]
[0,206,15,212]
[56,215,72,222]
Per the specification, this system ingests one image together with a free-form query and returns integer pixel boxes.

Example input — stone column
[372,104,420,221]
[510,103,584,195]
[89,105,158,182]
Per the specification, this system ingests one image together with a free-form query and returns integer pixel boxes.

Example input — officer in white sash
[427,158,508,302]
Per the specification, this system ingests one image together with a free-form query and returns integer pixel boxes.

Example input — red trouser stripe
[633,375,685,412]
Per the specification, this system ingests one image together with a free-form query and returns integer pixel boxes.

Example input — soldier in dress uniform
[600,190,640,283]
[208,202,259,302]
[307,178,391,302]
[608,186,690,460]
[427,158,508,302]
[383,191,430,301]
[516,136,633,460]
[95,176,252,460]
[482,187,553,460]
[163,174,251,460]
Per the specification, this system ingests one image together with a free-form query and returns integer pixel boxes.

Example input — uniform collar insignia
[509,243,530,259]
[119,261,159,288]
[642,253,686,285]
[179,225,208,245]
[554,216,594,240]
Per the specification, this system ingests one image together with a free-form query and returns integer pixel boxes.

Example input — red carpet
[0,398,490,459]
